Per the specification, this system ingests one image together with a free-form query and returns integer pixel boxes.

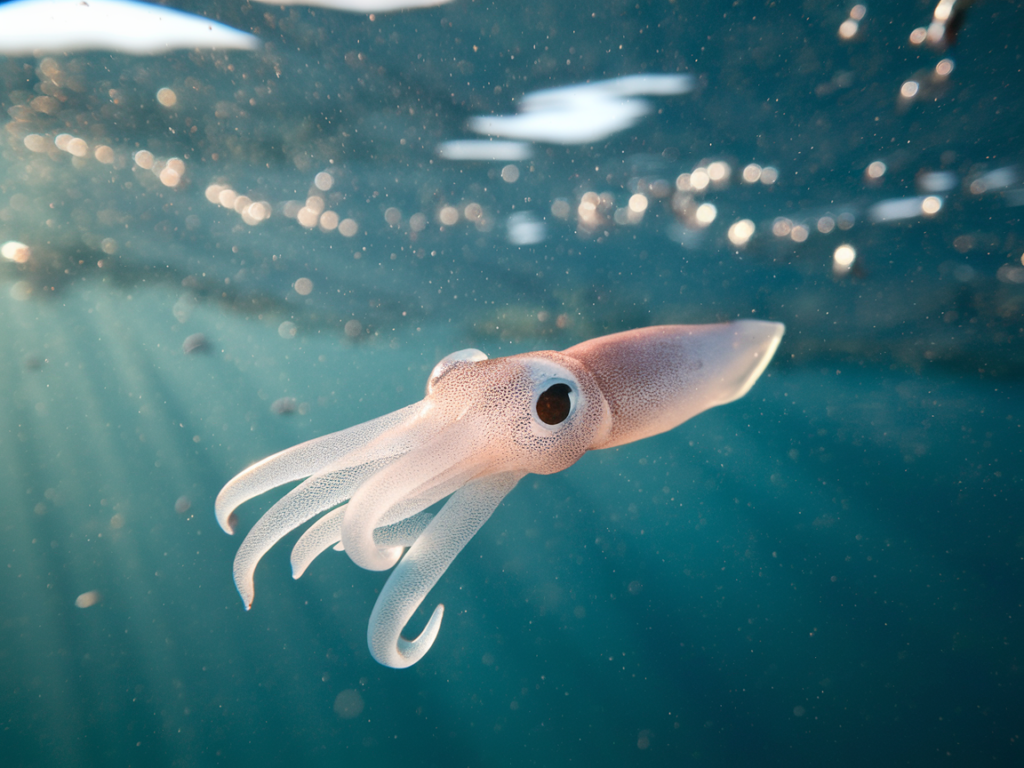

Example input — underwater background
[1,0,1021,765]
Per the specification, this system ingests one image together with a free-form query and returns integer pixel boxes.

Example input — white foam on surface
[436,140,533,161]
[251,0,454,12]
[0,0,260,55]
[468,74,696,145]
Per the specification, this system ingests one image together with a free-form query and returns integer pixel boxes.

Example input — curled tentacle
[341,422,488,571]
[290,463,485,579]
[290,509,436,579]
[368,471,523,668]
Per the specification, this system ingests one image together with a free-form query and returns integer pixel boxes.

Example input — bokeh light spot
[628,194,648,213]
[297,207,319,228]
[694,203,717,226]
[159,166,181,187]
[439,206,459,226]
[74,591,102,609]
[727,219,755,246]
[2,241,31,263]
[65,138,88,157]
[707,161,730,183]
[900,81,920,99]
[333,689,365,719]
[157,88,177,107]
[838,19,859,40]
[314,171,334,191]
[23,134,48,153]
[867,160,887,179]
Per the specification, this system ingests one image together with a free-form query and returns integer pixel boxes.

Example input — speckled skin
[215,319,784,667]
[563,321,785,449]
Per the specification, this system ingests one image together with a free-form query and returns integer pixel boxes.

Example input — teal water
[1,1,1021,766]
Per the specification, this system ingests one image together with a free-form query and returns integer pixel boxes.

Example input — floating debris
[270,397,297,415]
[74,590,102,609]
[182,333,209,354]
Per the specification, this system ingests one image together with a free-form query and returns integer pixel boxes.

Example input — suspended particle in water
[270,397,297,415]
[75,591,102,608]
[182,333,208,354]
[333,689,364,719]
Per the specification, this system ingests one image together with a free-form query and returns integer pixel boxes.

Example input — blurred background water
[0,0,1021,766]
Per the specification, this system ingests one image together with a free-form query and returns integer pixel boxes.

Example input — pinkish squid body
[216,320,784,667]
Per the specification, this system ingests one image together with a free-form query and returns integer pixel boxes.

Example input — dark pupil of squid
[536,383,572,425]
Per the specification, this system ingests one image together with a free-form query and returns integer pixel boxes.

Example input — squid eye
[527,371,580,437]
[535,383,573,425]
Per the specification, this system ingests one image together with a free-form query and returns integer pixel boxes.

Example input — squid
[215,320,784,668]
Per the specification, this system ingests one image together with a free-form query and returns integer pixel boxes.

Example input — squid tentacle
[215,402,422,534]
[290,509,436,579]
[232,456,395,608]
[290,463,488,579]
[225,404,463,606]
[341,422,489,571]
[368,470,524,668]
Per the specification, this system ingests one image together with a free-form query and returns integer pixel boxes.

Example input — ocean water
[1,1,1021,766]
